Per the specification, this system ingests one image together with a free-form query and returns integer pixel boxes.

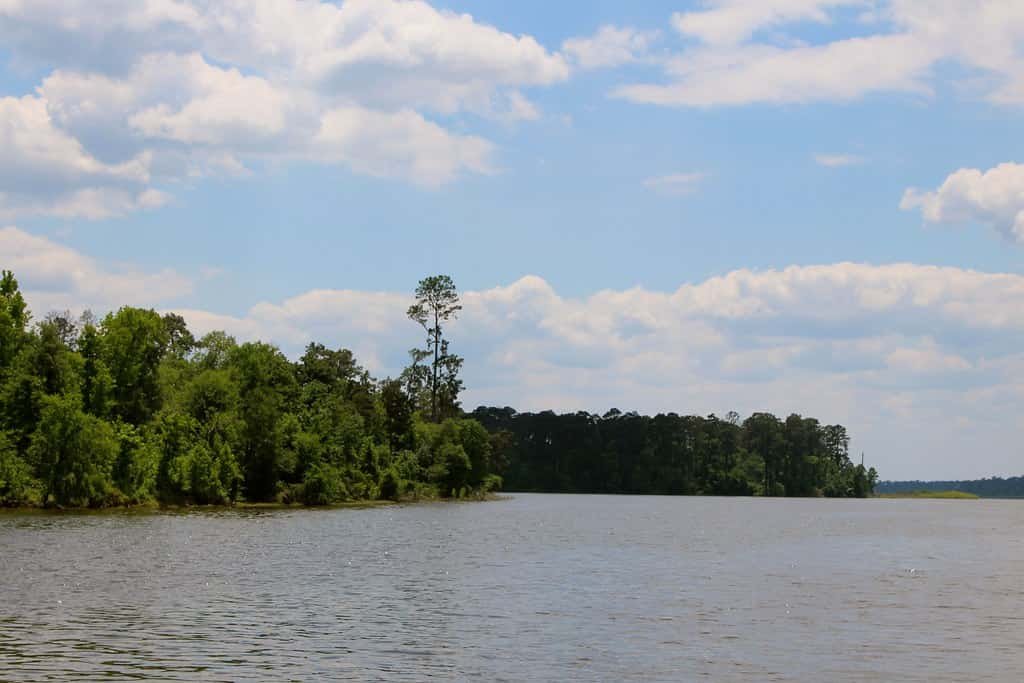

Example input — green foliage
[102,307,169,424]
[381,378,413,451]
[456,419,492,488]
[406,275,464,422]
[194,331,237,370]
[0,270,30,377]
[472,407,875,498]
[30,395,119,507]
[302,462,347,505]
[0,431,39,506]
[188,438,241,505]
[379,467,402,501]
[112,423,158,503]
[78,322,114,417]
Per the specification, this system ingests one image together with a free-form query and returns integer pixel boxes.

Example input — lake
[1,494,1022,681]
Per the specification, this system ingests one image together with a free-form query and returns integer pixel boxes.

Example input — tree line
[0,268,876,508]
[0,271,499,507]
[474,408,878,497]
[876,477,1024,498]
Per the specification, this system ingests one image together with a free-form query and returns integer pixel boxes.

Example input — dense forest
[474,408,877,497]
[0,272,498,507]
[876,477,1024,498]
[0,269,876,508]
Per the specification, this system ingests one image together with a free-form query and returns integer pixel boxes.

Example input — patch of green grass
[877,490,979,499]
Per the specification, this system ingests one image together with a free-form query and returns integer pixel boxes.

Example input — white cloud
[814,153,864,167]
[0,95,164,219]
[900,162,1024,243]
[0,0,570,95]
[885,343,971,374]
[561,25,659,69]
[0,0,569,216]
[616,33,937,107]
[672,0,866,46]
[0,226,192,312]
[643,172,708,196]
[313,106,493,186]
[126,56,290,145]
[614,0,1024,108]
[293,0,568,113]
[501,91,541,122]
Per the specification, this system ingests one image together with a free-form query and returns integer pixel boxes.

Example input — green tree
[406,275,463,422]
[0,431,38,506]
[456,419,492,488]
[381,378,413,452]
[162,313,196,360]
[77,319,114,417]
[30,394,118,507]
[102,307,169,424]
[194,331,238,370]
[1,321,82,456]
[231,342,298,500]
[0,270,30,377]
[112,423,158,503]
[743,413,785,496]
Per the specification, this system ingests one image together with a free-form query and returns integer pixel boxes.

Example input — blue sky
[3,0,1024,479]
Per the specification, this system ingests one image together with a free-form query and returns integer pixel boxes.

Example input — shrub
[379,467,402,501]
[0,432,39,506]
[302,463,346,505]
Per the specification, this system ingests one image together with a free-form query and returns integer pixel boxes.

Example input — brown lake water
[1,494,1023,681]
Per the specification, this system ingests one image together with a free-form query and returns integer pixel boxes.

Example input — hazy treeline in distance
[876,477,1024,498]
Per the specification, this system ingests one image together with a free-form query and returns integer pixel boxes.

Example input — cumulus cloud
[616,33,937,107]
[901,162,1024,243]
[0,96,165,219]
[613,0,1024,108]
[313,107,494,186]
[149,263,1024,398]
[672,0,866,46]
[561,25,659,69]
[0,226,192,312]
[0,0,568,217]
[0,0,569,94]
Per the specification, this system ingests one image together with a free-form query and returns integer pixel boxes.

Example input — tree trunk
[431,309,439,421]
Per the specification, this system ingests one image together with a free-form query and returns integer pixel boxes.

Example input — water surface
[2,495,1022,681]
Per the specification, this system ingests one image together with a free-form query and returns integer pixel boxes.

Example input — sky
[3,0,1024,480]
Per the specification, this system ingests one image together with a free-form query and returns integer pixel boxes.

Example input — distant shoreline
[875,475,1024,499]
[876,490,979,499]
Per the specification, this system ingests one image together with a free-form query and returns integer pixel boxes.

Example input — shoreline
[875,490,979,500]
[0,494,510,514]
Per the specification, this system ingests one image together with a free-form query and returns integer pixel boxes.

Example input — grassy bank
[877,490,979,499]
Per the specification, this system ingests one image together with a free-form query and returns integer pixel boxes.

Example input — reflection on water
[2,495,1023,681]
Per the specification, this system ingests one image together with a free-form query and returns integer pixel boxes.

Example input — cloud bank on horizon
[1,0,1024,479]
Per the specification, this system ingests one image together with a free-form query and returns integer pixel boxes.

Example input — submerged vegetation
[0,269,876,509]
